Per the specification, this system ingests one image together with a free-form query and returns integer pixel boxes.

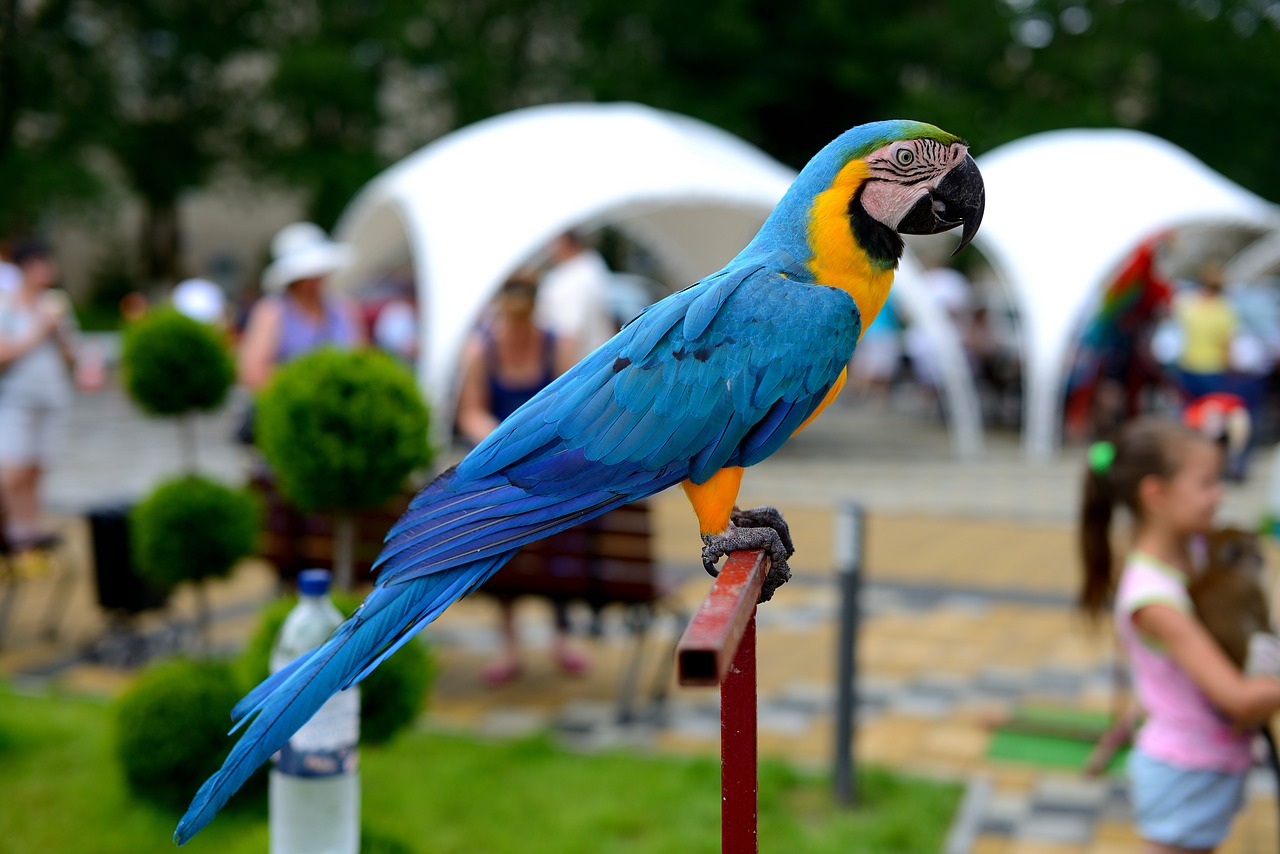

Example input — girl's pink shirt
[1115,551,1254,773]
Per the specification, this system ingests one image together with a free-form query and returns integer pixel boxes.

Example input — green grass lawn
[0,687,961,853]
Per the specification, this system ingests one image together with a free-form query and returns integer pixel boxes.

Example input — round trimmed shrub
[255,348,432,513]
[121,308,234,416]
[131,475,260,591]
[115,659,243,811]
[239,593,434,745]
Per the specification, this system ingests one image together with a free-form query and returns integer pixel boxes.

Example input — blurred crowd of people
[1,222,625,677]
[848,258,1023,427]
[1068,236,1280,482]
[843,235,1280,483]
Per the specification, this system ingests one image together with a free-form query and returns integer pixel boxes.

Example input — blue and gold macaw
[175,119,984,843]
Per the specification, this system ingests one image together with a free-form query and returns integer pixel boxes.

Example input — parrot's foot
[730,505,795,560]
[701,510,794,604]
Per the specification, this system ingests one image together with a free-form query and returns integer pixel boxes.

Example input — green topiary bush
[255,348,433,514]
[121,308,235,417]
[115,659,246,811]
[130,475,260,592]
[240,593,434,746]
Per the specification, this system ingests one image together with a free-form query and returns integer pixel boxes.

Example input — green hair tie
[1088,441,1115,475]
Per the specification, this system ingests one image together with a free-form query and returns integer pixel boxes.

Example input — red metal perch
[676,549,768,854]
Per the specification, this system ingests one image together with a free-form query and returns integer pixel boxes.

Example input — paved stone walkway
[4,380,1280,852]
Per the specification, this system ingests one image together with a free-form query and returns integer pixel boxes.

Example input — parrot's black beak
[896,154,985,255]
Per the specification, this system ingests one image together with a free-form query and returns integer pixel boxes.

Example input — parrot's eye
[895,148,915,166]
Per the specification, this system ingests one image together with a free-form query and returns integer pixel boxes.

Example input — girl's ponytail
[1076,419,1202,621]
[1079,444,1116,619]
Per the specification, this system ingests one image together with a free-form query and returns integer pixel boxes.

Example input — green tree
[572,0,1280,203]
[59,0,260,282]
[256,349,432,589]
[131,476,260,651]
[120,309,236,470]
[0,0,111,235]
[10,0,1280,274]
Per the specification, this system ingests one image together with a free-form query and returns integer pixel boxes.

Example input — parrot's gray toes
[730,505,795,559]
[758,557,791,604]
[700,524,792,604]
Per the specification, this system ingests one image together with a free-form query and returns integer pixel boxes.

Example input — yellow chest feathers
[805,159,896,335]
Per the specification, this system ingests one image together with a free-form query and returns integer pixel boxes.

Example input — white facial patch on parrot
[859,139,969,229]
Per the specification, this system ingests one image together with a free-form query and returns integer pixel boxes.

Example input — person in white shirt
[533,231,615,364]
[0,241,77,571]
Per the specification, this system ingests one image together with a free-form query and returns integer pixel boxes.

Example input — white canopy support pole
[892,257,985,459]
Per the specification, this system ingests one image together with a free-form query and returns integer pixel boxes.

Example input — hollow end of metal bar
[675,549,768,687]
[676,648,719,686]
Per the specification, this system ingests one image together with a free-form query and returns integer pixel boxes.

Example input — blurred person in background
[0,238,20,295]
[235,223,364,443]
[1223,273,1280,454]
[534,231,615,364]
[457,272,574,444]
[172,277,230,331]
[848,298,902,405]
[456,271,585,684]
[1173,261,1237,403]
[0,240,78,573]
[371,297,418,366]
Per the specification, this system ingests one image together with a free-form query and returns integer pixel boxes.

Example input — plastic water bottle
[269,569,360,854]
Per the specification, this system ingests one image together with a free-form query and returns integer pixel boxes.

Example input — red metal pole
[721,613,758,854]
[677,550,768,854]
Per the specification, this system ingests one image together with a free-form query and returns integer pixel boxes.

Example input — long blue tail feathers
[173,554,509,845]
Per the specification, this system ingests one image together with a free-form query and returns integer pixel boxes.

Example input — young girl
[1080,417,1280,853]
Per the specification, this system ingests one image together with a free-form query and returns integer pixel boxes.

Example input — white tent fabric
[333,102,984,456]
[1228,230,1280,283]
[972,129,1280,459]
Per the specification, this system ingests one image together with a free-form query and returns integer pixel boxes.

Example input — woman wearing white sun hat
[237,222,366,394]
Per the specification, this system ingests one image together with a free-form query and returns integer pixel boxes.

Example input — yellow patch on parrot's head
[805,158,896,335]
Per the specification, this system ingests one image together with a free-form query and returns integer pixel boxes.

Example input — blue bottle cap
[297,568,332,597]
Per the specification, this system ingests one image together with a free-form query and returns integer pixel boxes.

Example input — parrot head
[756,120,985,265]
[854,128,985,256]
[750,119,985,327]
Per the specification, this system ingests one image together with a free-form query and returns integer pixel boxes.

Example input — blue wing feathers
[230,653,310,726]
[603,406,674,466]
[682,263,760,340]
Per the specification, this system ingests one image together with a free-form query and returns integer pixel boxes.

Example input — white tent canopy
[334,102,983,456]
[972,129,1280,459]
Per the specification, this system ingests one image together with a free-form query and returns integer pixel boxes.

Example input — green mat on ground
[986,707,1129,773]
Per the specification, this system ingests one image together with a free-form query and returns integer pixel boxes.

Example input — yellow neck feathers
[805,159,896,336]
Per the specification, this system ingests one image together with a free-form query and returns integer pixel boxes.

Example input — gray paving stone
[1018,813,1094,846]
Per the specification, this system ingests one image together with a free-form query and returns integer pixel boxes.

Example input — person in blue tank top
[457,272,573,443]
[456,271,584,684]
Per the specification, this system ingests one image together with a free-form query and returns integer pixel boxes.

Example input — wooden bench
[480,500,687,722]
[251,475,686,722]
[249,471,413,584]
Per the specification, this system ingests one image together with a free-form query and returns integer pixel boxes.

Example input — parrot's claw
[729,505,795,559]
[700,519,793,604]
